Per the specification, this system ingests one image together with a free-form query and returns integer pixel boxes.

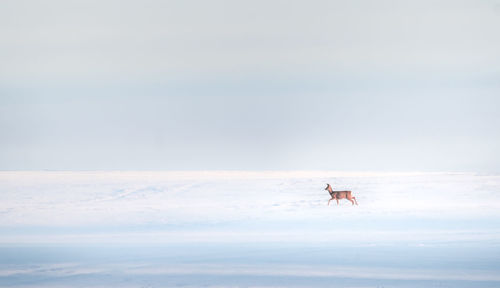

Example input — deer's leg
[328,198,333,206]
[347,197,355,205]
[336,198,339,205]
[352,196,358,205]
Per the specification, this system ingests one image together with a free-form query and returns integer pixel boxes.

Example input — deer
[325,183,358,206]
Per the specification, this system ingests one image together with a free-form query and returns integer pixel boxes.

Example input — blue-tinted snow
[0,171,499,287]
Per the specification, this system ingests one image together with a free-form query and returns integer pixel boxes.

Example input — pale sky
[1,0,499,171]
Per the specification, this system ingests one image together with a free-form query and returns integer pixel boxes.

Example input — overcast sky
[1,0,499,171]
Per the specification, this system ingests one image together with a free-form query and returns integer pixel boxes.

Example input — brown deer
[325,183,358,206]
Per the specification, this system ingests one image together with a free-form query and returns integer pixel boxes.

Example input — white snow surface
[0,171,499,244]
[1,171,500,287]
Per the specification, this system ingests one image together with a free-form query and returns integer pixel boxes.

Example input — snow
[0,171,499,287]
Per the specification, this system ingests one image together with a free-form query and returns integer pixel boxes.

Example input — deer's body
[325,184,358,206]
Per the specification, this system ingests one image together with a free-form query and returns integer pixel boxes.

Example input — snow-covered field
[1,171,499,287]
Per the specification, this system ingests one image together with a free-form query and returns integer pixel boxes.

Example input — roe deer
[325,183,358,206]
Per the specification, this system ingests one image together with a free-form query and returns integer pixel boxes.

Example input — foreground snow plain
[1,171,499,287]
